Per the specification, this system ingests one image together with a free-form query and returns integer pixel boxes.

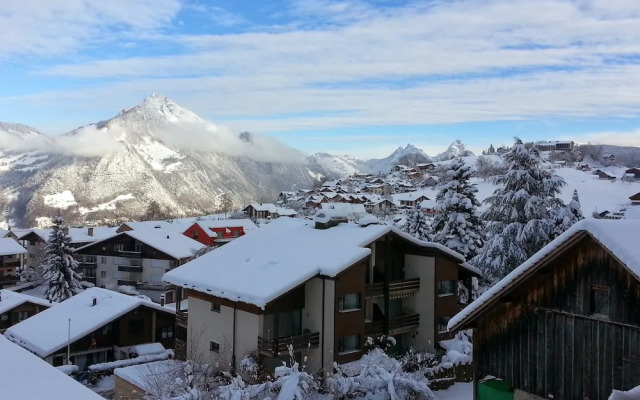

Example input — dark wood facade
[0,301,50,332]
[469,233,640,400]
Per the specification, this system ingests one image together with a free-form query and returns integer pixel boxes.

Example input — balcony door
[278,309,302,338]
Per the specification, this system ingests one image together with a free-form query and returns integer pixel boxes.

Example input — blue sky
[1,0,640,158]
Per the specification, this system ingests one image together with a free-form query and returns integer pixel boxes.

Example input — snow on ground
[434,382,473,400]
[78,193,135,215]
[43,190,77,209]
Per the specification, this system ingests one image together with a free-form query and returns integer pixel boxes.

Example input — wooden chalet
[0,238,27,289]
[0,290,51,333]
[630,192,640,206]
[449,219,640,400]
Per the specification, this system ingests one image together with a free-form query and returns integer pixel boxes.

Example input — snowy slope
[308,153,368,177]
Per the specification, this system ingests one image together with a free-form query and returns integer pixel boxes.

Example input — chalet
[578,164,591,171]
[5,287,175,370]
[162,217,480,371]
[419,199,437,216]
[416,163,436,171]
[364,199,397,213]
[603,153,616,166]
[597,170,616,180]
[448,219,640,400]
[182,219,257,247]
[69,226,119,248]
[623,168,640,182]
[305,195,328,209]
[0,289,51,333]
[0,238,28,289]
[393,164,410,172]
[630,193,640,206]
[368,177,385,185]
[394,193,429,208]
[0,335,104,400]
[242,203,298,219]
[116,220,185,234]
[422,176,440,187]
[17,229,50,269]
[74,229,204,298]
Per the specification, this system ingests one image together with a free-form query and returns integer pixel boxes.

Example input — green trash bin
[477,380,514,400]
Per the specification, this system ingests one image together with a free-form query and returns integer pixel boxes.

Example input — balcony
[365,313,420,336]
[116,250,142,258]
[117,279,139,286]
[365,278,420,299]
[176,310,188,327]
[117,265,143,273]
[257,331,320,357]
[78,262,97,269]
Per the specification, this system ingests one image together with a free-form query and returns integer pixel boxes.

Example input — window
[169,260,177,268]
[156,325,174,340]
[211,302,221,312]
[192,231,199,240]
[134,242,143,252]
[233,230,240,238]
[101,257,107,264]
[29,240,36,246]
[18,311,30,322]
[0,314,8,321]
[209,341,220,353]
[437,316,451,333]
[338,294,361,312]
[127,319,144,335]
[130,259,142,267]
[590,285,610,317]
[437,280,456,296]
[102,324,112,336]
[85,255,97,263]
[114,243,124,251]
[338,335,361,354]
[100,271,107,278]
[278,309,302,337]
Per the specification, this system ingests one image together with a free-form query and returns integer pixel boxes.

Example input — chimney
[88,227,94,237]
[92,297,97,306]
[166,235,170,239]
[160,294,165,307]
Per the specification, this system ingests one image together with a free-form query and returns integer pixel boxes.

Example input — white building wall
[302,277,325,372]
[187,297,260,371]
[94,256,171,289]
[404,254,436,352]
[322,279,335,373]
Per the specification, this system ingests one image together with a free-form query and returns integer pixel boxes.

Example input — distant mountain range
[309,140,474,177]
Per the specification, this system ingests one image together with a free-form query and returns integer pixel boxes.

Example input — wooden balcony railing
[117,250,142,258]
[117,265,143,273]
[365,278,420,298]
[365,313,420,336]
[257,331,320,357]
[117,279,138,286]
[176,311,188,327]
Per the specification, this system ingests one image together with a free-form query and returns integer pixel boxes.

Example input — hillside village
[1,140,640,399]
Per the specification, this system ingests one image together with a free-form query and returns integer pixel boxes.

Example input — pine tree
[473,138,566,283]
[431,158,483,259]
[569,189,584,221]
[42,215,83,302]
[402,205,430,241]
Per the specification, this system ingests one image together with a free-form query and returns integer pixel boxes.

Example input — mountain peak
[119,94,201,124]
[433,139,474,161]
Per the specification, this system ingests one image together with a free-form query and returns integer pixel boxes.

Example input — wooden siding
[76,234,179,261]
[334,260,367,364]
[473,235,640,400]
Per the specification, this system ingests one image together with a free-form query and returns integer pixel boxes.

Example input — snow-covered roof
[76,229,204,259]
[0,289,52,315]
[130,342,166,357]
[68,226,118,244]
[17,228,51,241]
[0,335,104,400]
[118,220,190,233]
[394,192,428,202]
[163,218,466,308]
[191,219,258,237]
[419,199,437,209]
[320,203,367,215]
[114,359,180,393]
[448,219,640,332]
[0,238,28,256]
[5,287,174,357]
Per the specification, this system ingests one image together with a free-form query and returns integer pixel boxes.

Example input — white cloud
[4,0,640,140]
[0,0,181,57]
[577,129,640,147]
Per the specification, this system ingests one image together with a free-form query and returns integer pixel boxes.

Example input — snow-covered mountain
[0,95,324,227]
[432,139,475,161]
[309,141,474,176]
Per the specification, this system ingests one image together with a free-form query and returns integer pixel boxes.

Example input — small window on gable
[338,294,361,312]
[437,280,456,296]
[211,302,221,312]
[210,341,220,353]
[590,285,610,318]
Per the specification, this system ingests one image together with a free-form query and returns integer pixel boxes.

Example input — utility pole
[67,318,71,365]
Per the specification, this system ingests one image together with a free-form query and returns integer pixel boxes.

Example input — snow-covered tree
[569,189,584,221]
[42,216,83,302]
[431,158,483,259]
[402,205,430,241]
[474,138,567,283]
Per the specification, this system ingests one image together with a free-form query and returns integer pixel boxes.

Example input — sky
[1,0,640,159]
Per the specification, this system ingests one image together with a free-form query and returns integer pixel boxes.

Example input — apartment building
[74,229,204,300]
[163,216,479,372]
